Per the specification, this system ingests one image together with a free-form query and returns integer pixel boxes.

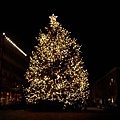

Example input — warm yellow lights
[3,33,27,56]
[25,14,89,107]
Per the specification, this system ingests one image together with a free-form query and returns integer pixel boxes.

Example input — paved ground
[0,107,119,120]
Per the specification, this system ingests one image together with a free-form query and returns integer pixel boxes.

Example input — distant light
[111,78,114,82]
[3,33,27,56]
[112,97,114,103]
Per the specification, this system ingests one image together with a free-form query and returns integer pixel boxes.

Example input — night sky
[0,1,120,85]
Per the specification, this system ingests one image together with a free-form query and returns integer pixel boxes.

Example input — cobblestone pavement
[0,107,119,120]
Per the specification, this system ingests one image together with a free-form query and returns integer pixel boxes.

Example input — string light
[3,33,27,56]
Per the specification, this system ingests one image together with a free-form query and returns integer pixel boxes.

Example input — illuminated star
[49,14,58,22]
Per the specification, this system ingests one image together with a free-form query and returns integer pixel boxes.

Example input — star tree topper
[49,14,58,22]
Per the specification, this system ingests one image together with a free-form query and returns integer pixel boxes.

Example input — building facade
[91,67,120,107]
[0,33,29,107]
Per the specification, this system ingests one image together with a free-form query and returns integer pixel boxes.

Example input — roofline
[92,67,120,86]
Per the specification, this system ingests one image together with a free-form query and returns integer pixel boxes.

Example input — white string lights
[3,33,27,56]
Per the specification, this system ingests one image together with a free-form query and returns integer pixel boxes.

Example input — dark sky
[0,1,120,85]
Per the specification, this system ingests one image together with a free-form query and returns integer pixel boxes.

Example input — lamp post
[110,78,114,104]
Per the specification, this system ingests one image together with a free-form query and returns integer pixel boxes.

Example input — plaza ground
[0,107,120,120]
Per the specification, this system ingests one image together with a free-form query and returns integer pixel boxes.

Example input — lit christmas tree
[25,14,89,109]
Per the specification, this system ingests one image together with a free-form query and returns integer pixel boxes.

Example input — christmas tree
[25,14,89,109]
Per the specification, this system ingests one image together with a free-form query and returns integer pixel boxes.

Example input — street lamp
[110,78,114,103]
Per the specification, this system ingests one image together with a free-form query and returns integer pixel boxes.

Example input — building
[0,33,29,107]
[91,67,120,107]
